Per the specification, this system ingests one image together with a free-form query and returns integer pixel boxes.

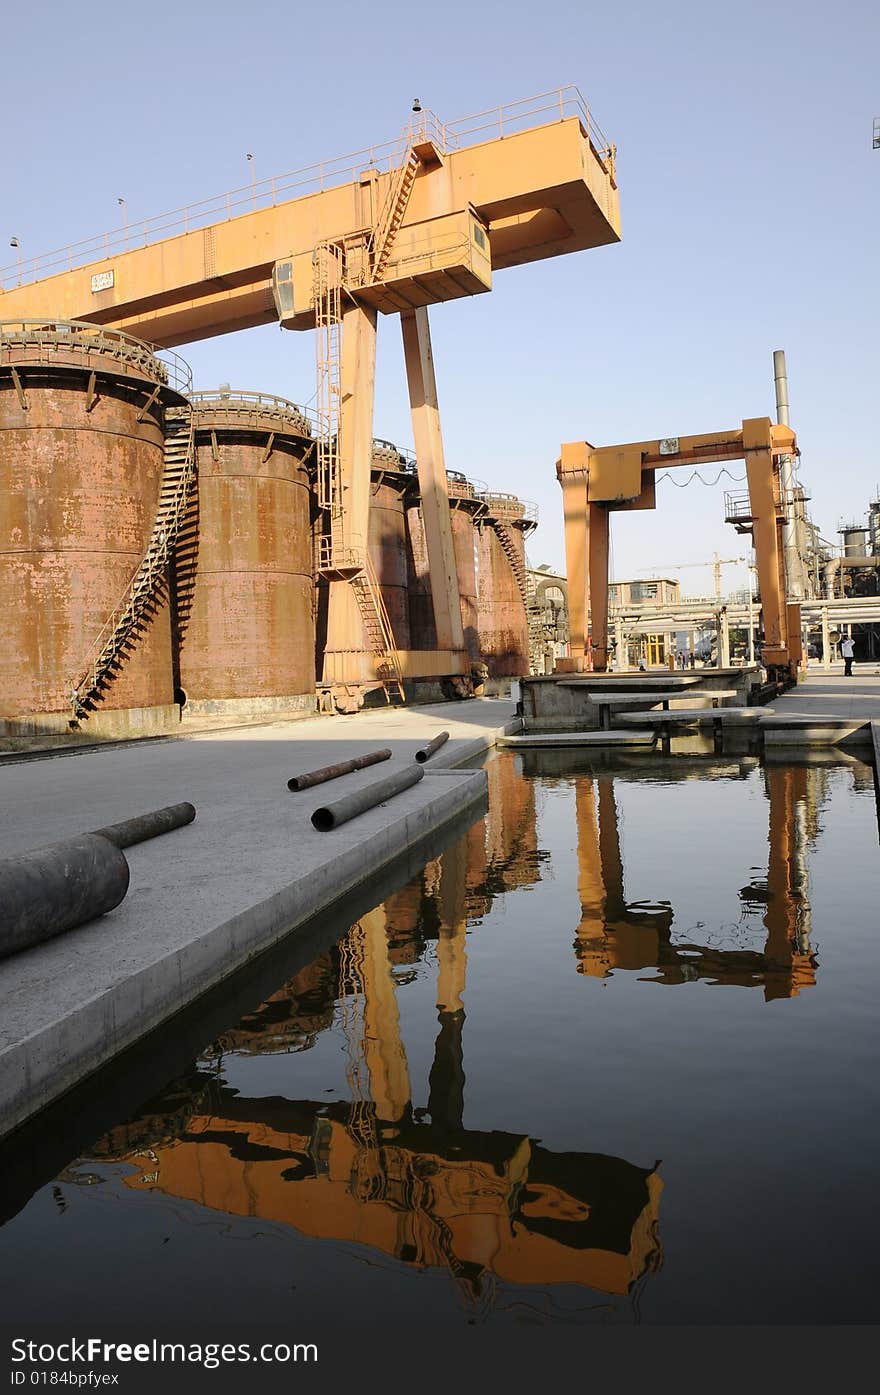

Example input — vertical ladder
[314,242,343,531]
[71,406,196,717]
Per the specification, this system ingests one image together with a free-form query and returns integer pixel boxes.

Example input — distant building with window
[609,578,681,608]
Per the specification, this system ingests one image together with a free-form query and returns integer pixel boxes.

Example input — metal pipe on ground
[0,834,130,960]
[91,802,196,848]
[288,749,392,792]
[311,764,424,831]
[414,731,450,764]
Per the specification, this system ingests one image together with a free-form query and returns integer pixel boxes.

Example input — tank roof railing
[0,86,612,289]
[478,490,539,525]
[189,387,316,432]
[0,317,191,395]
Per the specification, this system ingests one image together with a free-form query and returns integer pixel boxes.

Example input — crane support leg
[401,307,465,656]
[742,416,789,673]
[359,905,412,1125]
[588,503,611,671]
[323,303,379,687]
[560,468,588,664]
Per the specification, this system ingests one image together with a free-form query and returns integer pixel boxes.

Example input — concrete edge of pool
[0,715,521,1140]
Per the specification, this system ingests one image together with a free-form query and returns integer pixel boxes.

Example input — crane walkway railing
[0,86,613,289]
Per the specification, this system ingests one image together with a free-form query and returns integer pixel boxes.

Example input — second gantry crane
[557,419,802,682]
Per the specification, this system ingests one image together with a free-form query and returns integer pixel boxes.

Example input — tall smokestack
[773,348,790,427]
[772,348,804,601]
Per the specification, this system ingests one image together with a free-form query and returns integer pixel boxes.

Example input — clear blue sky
[4,0,878,597]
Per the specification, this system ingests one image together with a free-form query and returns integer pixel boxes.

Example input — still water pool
[2,750,878,1327]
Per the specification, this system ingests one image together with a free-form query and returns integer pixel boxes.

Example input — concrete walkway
[768,671,880,722]
[0,698,516,1137]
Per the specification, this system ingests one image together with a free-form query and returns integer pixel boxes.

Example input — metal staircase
[492,520,530,605]
[352,556,405,700]
[370,147,420,285]
[312,242,404,701]
[71,406,196,718]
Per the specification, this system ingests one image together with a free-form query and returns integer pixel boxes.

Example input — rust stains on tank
[179,392,316,703]
[0,323,181,720]
[369,441,412,652]
[476,493,532,677]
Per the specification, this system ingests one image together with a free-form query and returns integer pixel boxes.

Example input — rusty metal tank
[446,471,485,662]
[369,440,412,652]
[476,492,536,677]
[406,468,486,657]
[179,390,315,715]
[0,319,188,734]
[405,492,437,651]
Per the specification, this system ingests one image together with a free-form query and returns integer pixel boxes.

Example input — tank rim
[0,318,191,396]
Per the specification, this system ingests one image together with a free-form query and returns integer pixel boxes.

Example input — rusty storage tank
[369,439,412,652]
[476,492,536,678]
[0,319,189,737]
[406,468,486,658]
[178,390,316,719]
[405,487,437,651]
[446,470,485,662]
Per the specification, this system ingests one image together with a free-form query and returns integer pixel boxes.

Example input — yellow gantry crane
[557,421,801,681]
[0,88,620,707]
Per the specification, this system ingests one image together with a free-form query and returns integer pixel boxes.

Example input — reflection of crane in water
[81,810,662,1316]
[574,766,821,999]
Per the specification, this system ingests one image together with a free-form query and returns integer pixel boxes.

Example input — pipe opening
[311,807,335,832]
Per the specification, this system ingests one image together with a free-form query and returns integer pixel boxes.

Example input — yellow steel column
[429,836,468,1132]
[588,502,611,671]
[742,417,789,670]
[437,834,468,1017]
[558,463,588,663]
[322,302,379,685]
[400,306,465,655]
[574,779,609,977]
[359,905,412,1126]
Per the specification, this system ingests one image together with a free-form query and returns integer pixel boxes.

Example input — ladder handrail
[70,409,196,714]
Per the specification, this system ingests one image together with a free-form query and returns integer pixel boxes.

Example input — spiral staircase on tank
[70,407,197,721]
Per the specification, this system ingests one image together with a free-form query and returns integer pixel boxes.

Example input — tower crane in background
[637,554,752,602]
[0,88,620,712]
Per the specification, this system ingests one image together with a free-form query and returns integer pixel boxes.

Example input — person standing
[841,633,855,677]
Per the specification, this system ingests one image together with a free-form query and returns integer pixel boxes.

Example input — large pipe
[91,802,196,848]
[0,833,130,959]
[311,764,424,831]
[287,749,391,791]
[415,731,450,764]
[824,558,840,598]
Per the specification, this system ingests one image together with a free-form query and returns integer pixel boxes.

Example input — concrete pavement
[769,670,880,722]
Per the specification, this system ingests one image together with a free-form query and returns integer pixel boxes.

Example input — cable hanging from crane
[656,467,747,488]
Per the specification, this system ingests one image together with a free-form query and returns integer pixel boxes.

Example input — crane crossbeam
[0,90,619,349]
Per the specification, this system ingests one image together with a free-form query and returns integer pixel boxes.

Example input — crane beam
[0,115,619,348]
